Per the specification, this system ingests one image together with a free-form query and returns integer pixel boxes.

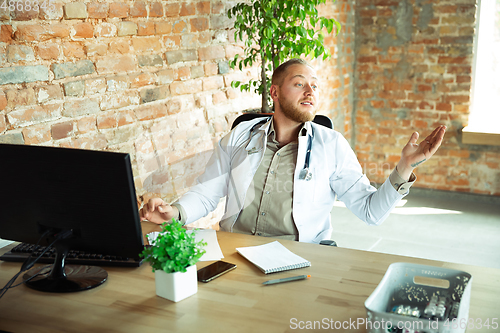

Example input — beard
[277,95,316,123]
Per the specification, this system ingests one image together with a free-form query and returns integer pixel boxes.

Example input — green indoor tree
[228,0,341,112]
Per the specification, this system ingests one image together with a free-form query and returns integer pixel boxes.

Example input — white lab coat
[177,116,405,243]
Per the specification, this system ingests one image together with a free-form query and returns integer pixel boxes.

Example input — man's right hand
[139,198,179,224]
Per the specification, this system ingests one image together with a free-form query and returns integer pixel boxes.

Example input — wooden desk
[1,225,499,333]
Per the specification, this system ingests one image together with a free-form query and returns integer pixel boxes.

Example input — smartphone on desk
[197,261,237,283]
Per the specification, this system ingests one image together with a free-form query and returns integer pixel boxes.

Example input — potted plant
[228,0,341,112]
[140,219,206,302]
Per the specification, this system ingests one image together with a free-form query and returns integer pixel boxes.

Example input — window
[464,0,500,145]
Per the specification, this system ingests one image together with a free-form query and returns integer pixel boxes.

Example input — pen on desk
[262,275,311,285]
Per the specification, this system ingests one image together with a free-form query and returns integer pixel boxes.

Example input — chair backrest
[231,113,333,130]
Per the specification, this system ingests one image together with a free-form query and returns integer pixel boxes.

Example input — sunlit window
[469,0,500,134]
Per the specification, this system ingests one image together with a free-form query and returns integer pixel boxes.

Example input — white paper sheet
[147,229,223,262]
[0,238,13,250]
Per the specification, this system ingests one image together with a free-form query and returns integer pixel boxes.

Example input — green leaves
[140,219,207,274]
[227,0,342,111]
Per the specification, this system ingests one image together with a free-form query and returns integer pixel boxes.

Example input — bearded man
[140,59,446,243]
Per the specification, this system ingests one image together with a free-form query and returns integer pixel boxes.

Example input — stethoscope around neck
[298,134,313,181]
[247,120,313,181]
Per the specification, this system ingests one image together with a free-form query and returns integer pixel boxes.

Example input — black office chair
[231,112,337,247]
[231,113,333,130]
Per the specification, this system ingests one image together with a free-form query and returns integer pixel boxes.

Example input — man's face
[272,64,320,123]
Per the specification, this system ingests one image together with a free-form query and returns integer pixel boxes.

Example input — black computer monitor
[0,144,144,293]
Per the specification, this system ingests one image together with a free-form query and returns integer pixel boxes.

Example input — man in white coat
[140,58,446,243]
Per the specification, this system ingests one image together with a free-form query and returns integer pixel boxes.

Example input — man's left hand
[397,125,447,180]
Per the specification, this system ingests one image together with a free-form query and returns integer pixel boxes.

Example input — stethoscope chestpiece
[299,167,313,181]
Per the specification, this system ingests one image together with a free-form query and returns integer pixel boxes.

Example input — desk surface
[0,223,499,333]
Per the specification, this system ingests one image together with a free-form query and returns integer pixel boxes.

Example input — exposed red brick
[204,63,218,76]
[74,22,94,39]
[212,91,227,104]
[38,2,64,20]
[131,2,147,17]
[86,43,108,57]
[63,42,86,59]
[109,2,129,18]
[212,1,224,14]
[170,79,203,96]
[175,67,191,81]
[163,35,181,48]
[13,6,39,21]
[358,56,377,63]
[60,135,107,150]
[97,113,118,129]
[198,45,225,61]
[132,37,162,52]
[456,75,471,84]
[0,25,13,43]
[149,2,163,17]
[14,24,70,42]
[199,31,212,44]
[434,5,457,14]
[109,40,130,54]
[88,2,109,18]
[180,3,196,16]
[130,72,156,88]
[134,103,168,121]
[51,121,74,140]
[172,20,187,34]
[0,115,5,133]
[197,2,210,14]
[36,43,60,60]
[7,103,62,128]
[22,124,52,144]
[155,22,172,35]
[116,110,136,127]
[6,88,36,109]
[447,66,471,75]
[165,3,180,17]
[370,100,384,108]
[417,84,432,92]
[77,116,97,134]
[190,18,209,32]
[96,55,137,74]
[0,91,7,111]
[438,56,468,64]
[138,22,155,36]
[445,95,470,103]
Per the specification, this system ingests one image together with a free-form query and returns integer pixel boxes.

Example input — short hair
[271,58,313,86]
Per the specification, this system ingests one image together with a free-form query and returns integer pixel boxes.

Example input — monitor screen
[0,143,144,292]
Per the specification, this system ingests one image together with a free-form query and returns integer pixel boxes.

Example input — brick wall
[0,1,351,227]
[353,0,500,196]
[316,0,355,140]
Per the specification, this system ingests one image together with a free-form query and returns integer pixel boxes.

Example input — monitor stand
[23,241,108,293]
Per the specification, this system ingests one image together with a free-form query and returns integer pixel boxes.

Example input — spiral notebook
[236,241,311,274]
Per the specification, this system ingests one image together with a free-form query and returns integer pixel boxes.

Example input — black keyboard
[0,243,143,267]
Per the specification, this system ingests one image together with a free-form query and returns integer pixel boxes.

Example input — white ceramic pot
[154,265,198,302]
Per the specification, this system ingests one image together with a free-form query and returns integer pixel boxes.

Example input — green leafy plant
[140,219,206,273]
[228,0,341,112]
